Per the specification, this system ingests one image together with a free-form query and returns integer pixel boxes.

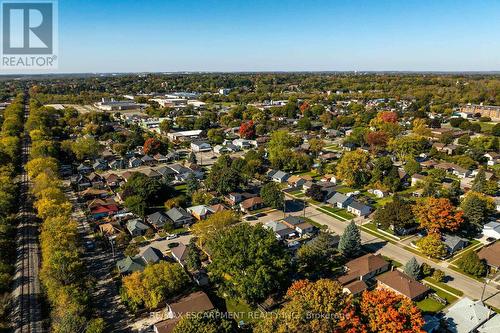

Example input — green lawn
[416,297,445,313]
[382,255,402,268]
[335,186,357,194]
[320,206,355,220]
[224,298,260,324]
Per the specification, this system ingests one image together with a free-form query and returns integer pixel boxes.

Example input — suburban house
[141,155,156,166]
[240,197,264,213]
[154,291,214,333]
[71,174,91,191]
[153,153,169,164]
[411,173,426,187]
[376,270,429,301]
[270,170,290,183]
[264,221,297,240]
[126,219,150,237]
[171,243,189,266]
[76,163,93,174]
[338,254,390,286]
[139,246,162,265]
[287,175,310,188]
[166,207,193,227]
[116,256,146,275]
[327,192,353,208]
[128,157,143,168]
[482,222,500,240]
[484,152,500,166]
[187,205,214,220]
[443,297,494,333]
[282,216,315,236]
[442,233,468,255]
[478,241,500,271]
[146,211,169,230]
[191,141,212,152]
[88,198,119,219]
[224,192,243,206]
[88,172,104,188]
[347,200,372,217]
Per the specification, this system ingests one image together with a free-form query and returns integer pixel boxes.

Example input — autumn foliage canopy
[413,197,464,234]
[239,120,256,139]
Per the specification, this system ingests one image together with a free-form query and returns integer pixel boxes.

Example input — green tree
[471,169,487,193]
[456,251,486,277]
[295,232,341,279]
[207,224,290,304]
[373,196,415,233]
[260,182,284,210]
[205,155,242,194]
[403,158,422,176]
[338,221,361,258]
[335,149,370,187]
[72,137,102,160]
[461,192,494,228]
[404,257,420,280]
[416,234,446,259]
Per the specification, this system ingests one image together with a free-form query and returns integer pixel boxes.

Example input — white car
[166,234,178,240]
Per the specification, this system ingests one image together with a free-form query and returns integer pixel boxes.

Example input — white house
[190,141,212,152]
[485,152,500,166]
[347,201,372,217]
[483,222,500,240]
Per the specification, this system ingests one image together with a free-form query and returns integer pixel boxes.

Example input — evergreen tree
[472,169,486,193]
[188,151,197,164]
[338,221,361,258]
[404,257,420,279]
[185,173,199,196]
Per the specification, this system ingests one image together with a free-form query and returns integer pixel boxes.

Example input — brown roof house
[240,196,264,213]
[338,253,389,286]
[154,291,214,333]
[478,241,500,270]
[376,270,429,301]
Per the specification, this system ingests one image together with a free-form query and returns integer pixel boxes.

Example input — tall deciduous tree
[361,289,425,333]
[255,279,364,333]
[416,233,447,259]
[413,197,463,233]
[336,149,371,187]
[260,182,284,209]
[207,224,289,304]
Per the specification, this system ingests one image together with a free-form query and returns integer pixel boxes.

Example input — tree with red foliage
[143,137,163,155]
[413,197,464,234]
[239,120,256,139]
[361,289,425,333]
[366,131,389,152]
[380,111,398,123]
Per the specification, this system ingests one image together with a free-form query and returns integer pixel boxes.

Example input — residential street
[253,198,500,309]
[67,189,132,332]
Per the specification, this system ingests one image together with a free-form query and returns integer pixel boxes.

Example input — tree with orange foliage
[360,289,425,333]
[239,120,255,139]
[143,137,164,155]
[380,111,398,123]
[255,279,365,333]
[413,197,464,233]
[300,101,310,114]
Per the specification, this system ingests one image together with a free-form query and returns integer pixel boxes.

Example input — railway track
[13,95,43,333]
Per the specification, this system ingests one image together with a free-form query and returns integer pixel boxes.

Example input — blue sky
[47,0,500,72]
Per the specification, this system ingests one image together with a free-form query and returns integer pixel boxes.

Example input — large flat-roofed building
[94,98,147,111]
[460,104,500,120]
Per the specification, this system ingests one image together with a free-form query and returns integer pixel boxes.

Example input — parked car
[166,234,178,240]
